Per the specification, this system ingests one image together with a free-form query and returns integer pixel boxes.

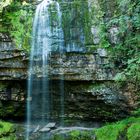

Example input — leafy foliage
[1,1,33,52]
[98,0,140,84]
[6,9,33,51]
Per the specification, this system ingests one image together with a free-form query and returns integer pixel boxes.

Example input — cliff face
[0,34,26,118]
[0,33,137,120]
[0,0,138,121]
[0,33,27,80]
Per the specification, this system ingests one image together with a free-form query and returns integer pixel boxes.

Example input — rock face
[32,52,113,81]
[0,34,26,118]
[0,33,28,80]
[48,81,132,121]
[0,33,137,120]
[0,0,138,121]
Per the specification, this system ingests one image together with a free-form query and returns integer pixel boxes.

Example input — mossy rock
[50,117,140,140]
[0,134,16,140]
[95,117,140,140]
[51,129,95,140]
[0,121,16,139]
[127,123,140,140]
[95,123,126,140]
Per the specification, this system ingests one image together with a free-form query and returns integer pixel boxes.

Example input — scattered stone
[44,123,56,129]
[33,125,40,133]
[39,123,56,132]
[39,127,50,132]
[91,26,100,44]
[97,48,107,57]
[109,26,119,44]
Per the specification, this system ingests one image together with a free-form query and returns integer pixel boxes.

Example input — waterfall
[26,0,64,139]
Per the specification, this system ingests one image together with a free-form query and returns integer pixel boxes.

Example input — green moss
[51,130,94,140]
[119,117,140,124]
[127,123,140,140]
[95,117,140,140]
[95,123,126,140]
[5,9,33,52]
[0,83,7,91]
[0,121,15,138]
[132,108,140,117]
[70,130,94,140]
[0,103,14,117]
[52,134,65,140]
[60,0,93,46]
[51,117,140,140]
[0,134,16,140]
[70,130,80,139]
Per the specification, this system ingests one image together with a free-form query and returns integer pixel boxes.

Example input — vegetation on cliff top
[98,0,140,85]
[0,0,33,52]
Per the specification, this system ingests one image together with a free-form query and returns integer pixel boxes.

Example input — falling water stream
[26,0,64,139]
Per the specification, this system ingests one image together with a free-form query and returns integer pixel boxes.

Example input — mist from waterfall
[26,0,64,139]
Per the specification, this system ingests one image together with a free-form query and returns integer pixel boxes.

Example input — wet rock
[109,26,119,44]
[0,34,137,121]
[97,48,107,57]
[0,36,28,80]
[0,33,11,42]
[39,123,56,132]
[31,53,113,81]
[33,125,40,133]
[0,38,112,81]
[39,127,50,132]
[45,123,56,129]
[0,81,25,101]
[91,26,100,45]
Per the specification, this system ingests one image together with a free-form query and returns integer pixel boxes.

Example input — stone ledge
[0,41,114,81]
